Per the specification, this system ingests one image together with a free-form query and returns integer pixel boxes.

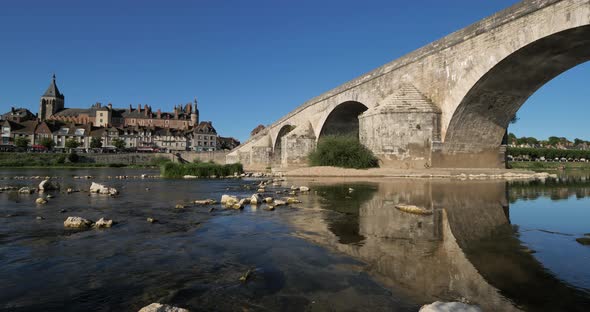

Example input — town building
[0,75,241,152]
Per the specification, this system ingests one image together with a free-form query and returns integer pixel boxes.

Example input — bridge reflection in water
[286,178,590,311]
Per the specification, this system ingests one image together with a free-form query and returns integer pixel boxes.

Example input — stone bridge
[227,0,590,169]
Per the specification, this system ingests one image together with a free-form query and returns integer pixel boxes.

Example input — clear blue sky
[0,0,587,142]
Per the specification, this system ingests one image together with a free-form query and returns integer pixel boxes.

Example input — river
[0,168,589,311]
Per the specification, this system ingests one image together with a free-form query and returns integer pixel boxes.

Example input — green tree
[112,138,126,150]
[65,139,81,151]
[14,137,29,149]
[547,136,560,146]
[90,137,103,149]
[39,137,55,150]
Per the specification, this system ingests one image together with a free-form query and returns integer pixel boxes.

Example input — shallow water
[0,169,589,311]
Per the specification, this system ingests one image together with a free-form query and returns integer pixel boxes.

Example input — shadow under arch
[439,25,590,168]
[318,101,368,140]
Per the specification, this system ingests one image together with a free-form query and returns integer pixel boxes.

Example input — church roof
[42,74,64,99]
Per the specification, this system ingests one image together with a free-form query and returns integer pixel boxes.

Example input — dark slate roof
[53,108,96,117]
[43,75,64,99]
[194,121,217,134]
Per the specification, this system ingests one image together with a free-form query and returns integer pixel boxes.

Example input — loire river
[1,169,589,311]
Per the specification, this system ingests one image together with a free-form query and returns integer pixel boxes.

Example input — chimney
[144,104,149,116]
[174,106,179,119]
[137,104,141,112]
[96,102,101,108]
[128,104,132,113]
[157,109,161,119]
[107,103,113,110]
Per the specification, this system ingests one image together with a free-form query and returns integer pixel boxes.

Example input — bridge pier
[359,84,442,169]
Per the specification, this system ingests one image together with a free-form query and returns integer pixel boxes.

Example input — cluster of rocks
[575,233,590,246]
[63,216,114,229]
[454,172,557,181]
[218,183,308,210]
[1,175,60,180]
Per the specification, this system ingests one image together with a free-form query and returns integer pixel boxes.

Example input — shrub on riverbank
[308,136,379,169]
[160,161,244,178]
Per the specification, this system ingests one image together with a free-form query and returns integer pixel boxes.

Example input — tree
[39,138,55,150]
[90,137,103,149]
[112,138,126,150]
[14,137,29,149]
[65,139,81,150]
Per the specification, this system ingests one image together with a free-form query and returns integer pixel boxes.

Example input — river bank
[282,166,556,181]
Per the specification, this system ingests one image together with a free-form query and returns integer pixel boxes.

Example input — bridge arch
[440,25,590,167]
[272,124,296,164]
[317,101,369,141]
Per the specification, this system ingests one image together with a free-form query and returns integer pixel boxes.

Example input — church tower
[191,97,199,126]
[39,74,65,121]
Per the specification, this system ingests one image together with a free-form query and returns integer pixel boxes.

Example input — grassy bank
[160,161,243,178]
[0,152,168,168]
[509,161,590,171]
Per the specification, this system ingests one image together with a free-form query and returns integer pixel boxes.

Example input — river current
[0,168,589,311]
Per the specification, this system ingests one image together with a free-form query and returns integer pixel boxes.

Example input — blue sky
[0,0,587,142]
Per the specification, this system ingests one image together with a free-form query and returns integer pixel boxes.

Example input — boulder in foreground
[419,301,481,312]
[138,303,189,312]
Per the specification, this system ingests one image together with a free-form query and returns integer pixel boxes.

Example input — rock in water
[64,216,93,229]
[194,199,216,205]
[220,194,238,205]
[395,204,433,215]
[35,197,48,205]
[576,237,590,245]
[419,302,482,312]
[138,303,190,312]
[250,193,263,205]
[183,175,197,179]
[147,217,157,223]
[38,179,59,192]
[94,218,114,228]
[299,186,310,192]
[89,182,118,195]
[18,187,34,194]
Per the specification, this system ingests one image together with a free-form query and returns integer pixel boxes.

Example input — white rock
[35,197,47,205]
[274,200,287,206]
[220,194,238,205]
[89,182,118,195]
[250,193,263,205]
[94,218,114,228]
[183,175,197,179]
[38,179,59,191]
[264,197,273,203]
[138,303,189,312]
[64,216,93,229]
[299,186,310,192]
[18,187,34,194]
[419,301,482,312]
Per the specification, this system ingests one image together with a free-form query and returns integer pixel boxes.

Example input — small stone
[175,204,185,209]
[274,200,286,206]
[231,203,244,210]
[35,197,48,205]
[264,197,273,203]
[286,197,301,204]
[66,188,73,194]
[94,218,114,228]
[183,175,197,179]
[89,182,118,195]
[290,186,298,190]
[239,269,252,283]
[60,209,67,213]
[265,205,275,211]
[250,193,263,205]
[348,188,354,193]
[147,217,157,223]
[220,194,238,205]
[194,199,216,205]
[208,207,215,213]
[299,186,310,192]
[46,194,55,199]
[395,204,432,215]
[36,216,44,220]
[257,188,265,193]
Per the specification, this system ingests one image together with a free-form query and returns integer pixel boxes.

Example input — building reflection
[289,178,590,311]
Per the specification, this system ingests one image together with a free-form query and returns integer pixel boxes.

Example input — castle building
[39,75,200,130]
